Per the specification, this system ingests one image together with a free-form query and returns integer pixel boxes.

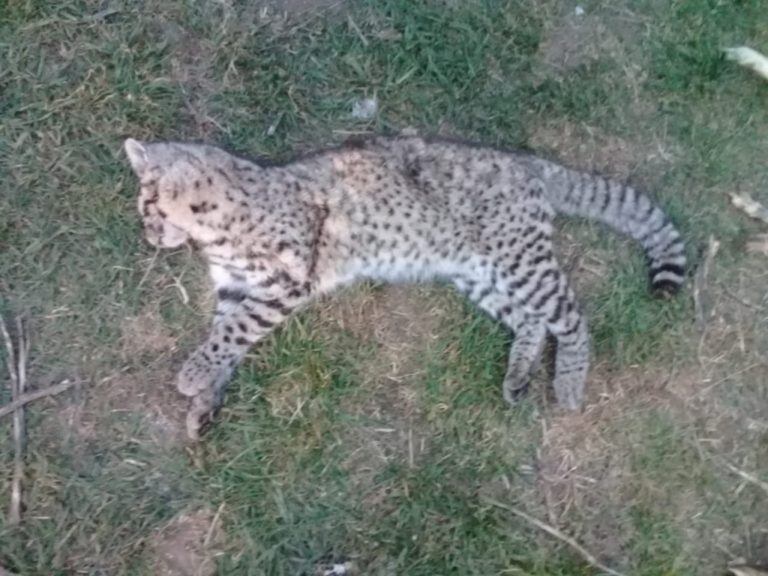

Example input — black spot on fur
[247,313,274,329]
[218,288,246,302]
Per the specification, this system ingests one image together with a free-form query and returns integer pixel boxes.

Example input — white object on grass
[351,97,378,120]
[729,192,768,225]
[321,562,355,575]
[724,46,768,81]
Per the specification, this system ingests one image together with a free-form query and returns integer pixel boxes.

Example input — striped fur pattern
[124,135,686,439]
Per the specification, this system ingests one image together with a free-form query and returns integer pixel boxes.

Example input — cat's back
[284,137,446,210]
[272,136,541,239]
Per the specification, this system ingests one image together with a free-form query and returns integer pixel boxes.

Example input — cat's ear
[124,138,148,174]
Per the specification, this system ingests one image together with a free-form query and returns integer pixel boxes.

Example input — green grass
[2,0,768,574]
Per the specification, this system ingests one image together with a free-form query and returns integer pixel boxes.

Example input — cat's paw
[178,348,236,439]
[502,376,530,406]
[177,351,227,396]
[186,390,221,441]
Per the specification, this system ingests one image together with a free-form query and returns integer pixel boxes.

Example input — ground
[1,0,768,574]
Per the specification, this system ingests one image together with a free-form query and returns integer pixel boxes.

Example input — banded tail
[538,161,686,296]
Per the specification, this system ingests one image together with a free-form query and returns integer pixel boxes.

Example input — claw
[185,388,224,440]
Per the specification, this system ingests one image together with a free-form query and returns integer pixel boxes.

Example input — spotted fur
[124,135,686,439]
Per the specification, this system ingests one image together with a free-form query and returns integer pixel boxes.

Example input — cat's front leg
[178,285,306,440]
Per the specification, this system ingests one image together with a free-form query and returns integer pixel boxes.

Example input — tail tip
[650,277,684,299]
[649,260,686,299]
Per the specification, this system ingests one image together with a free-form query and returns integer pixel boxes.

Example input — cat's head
[123,139,242,248]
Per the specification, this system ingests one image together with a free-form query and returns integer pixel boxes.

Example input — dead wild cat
[123,134,685,439]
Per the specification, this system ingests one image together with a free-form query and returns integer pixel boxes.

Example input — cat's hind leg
[454,278,547,405]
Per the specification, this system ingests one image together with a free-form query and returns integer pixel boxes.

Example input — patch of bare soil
[535,265,768,572]
[531,120,642,180]
[536,6,643,75]
[535,6,661,124]
[44,306,188,455]
[152,507,223,576]
[328,284,448,386]
[161,23,223,140]
[535,364,677,564]
[145,0,349,140]
[116,307,188,444]
[539,13,619,74]
[121,308,179,356]
[45,369,187,466]
[106,370,187,445]
[316,284,458,489]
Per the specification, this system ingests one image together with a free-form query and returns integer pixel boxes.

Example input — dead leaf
[746,233,768,256]
[728,565,768,576]
[729,192,768,225]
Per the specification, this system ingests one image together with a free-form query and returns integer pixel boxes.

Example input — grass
[1,0,768,574]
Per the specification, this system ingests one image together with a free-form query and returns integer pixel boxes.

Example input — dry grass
[152,507,224,576]
[315,285,460,489]
[535,257,768,570]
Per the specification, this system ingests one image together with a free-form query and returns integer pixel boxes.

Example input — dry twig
[0,379,77,420]
[0,316,72,528]
[693,235,720,331]
[483,497,627,576]
[728,565,768,576]
[135,248,160,294]
[0,316,28,525]
[723,461,768,496]
[722,287,765,311]
[203,502,225,548]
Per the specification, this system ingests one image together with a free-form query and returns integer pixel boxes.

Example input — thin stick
[0,316,26,525]
[13,317,27,525]
[483,498,627,576]
[0,316,18,403]
[722,287,765,312]
[347,14,369,47]
[135,248,160,294]
[204,502,225,548]
[727,565,768,576]
[0,316,20,525]
[0,379,76,420]
[693,236,719,331]
[723,461,768,495]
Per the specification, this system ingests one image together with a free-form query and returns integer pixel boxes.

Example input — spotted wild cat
[123,135,686,439]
